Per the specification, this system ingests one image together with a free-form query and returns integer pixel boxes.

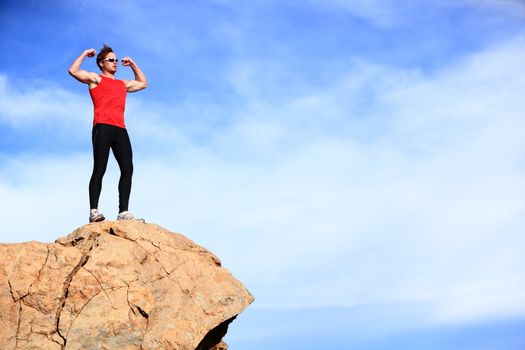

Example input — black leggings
[89,123,133,212]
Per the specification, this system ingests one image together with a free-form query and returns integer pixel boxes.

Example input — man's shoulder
[89,72,102,84]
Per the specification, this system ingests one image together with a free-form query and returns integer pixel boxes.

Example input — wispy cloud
[0,75,88,126]
[2,35,524,325]
[1,2,525,347]
[468,0,525,17]
[309,0,525,26]
[307,0,400,27]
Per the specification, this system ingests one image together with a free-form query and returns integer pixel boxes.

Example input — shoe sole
[89,216,105,223]
[117,218,145,223]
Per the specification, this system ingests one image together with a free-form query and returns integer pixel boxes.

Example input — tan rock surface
[0,221,253,349]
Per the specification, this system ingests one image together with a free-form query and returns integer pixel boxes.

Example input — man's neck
[101,71,115,79]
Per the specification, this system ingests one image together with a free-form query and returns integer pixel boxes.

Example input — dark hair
[96,44,114,71]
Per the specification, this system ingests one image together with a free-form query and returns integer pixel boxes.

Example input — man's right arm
[68,49,100,85]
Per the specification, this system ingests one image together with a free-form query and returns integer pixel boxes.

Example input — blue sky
[1,0,525,348]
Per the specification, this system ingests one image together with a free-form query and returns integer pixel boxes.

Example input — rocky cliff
[0,221,253,349]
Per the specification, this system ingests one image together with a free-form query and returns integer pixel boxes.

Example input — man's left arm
[122,57,148,92]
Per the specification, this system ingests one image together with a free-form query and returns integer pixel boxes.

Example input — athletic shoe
[89,209,105,223]
[117,211,145,222]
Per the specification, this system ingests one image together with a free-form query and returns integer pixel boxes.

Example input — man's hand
[68,49,100,85]
[85,48,96,58]
[121,56,134,66]
[121,56,147,92]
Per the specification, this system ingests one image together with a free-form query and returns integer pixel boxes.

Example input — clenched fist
[85,48,96,58]
[121,56,134,66]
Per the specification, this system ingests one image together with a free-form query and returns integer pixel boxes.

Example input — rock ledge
[0,221,253,349]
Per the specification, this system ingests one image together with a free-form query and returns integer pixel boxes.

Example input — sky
[1,0,525,348]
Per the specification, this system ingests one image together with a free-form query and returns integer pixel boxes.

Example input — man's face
[100,52,118,73]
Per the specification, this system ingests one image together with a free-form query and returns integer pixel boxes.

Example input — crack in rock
[55,232,100,349]
[14,299,22,349]
[7,279,19,302]
[32,246,50,288]
[83,266,121,309]
[135,305,149,319]
[1,222,254,350]
[64,288,103,341]
[124,281,151,349]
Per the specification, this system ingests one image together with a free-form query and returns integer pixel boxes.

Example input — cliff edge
[0,221,253,349]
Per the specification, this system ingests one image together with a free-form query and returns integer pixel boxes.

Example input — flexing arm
[122,57,148,92]
[68,49,100,85]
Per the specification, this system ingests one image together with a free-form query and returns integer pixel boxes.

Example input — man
[68,45,147,223]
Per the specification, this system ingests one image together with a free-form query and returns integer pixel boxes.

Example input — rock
[0,221,253,349]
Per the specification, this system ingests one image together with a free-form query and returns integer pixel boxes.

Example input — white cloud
[307,0,525,29]
[0,74,91,132]
[0,154,91,242]
[305,0,402,27]
[1,35,525,329]
[465,0,525,18]
[195,38,525,322]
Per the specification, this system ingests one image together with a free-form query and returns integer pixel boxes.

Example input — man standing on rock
[68,45,147,223]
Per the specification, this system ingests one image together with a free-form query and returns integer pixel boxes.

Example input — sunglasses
[102,58,118,63]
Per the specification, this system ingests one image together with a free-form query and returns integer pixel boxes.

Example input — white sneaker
[89,209,105,223]
[116,211,145,223]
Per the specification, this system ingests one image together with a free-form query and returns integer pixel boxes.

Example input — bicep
[70,70,99,84]
[124,79,147,93]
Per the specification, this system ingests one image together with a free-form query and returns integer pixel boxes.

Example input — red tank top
[89,75,127,128]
